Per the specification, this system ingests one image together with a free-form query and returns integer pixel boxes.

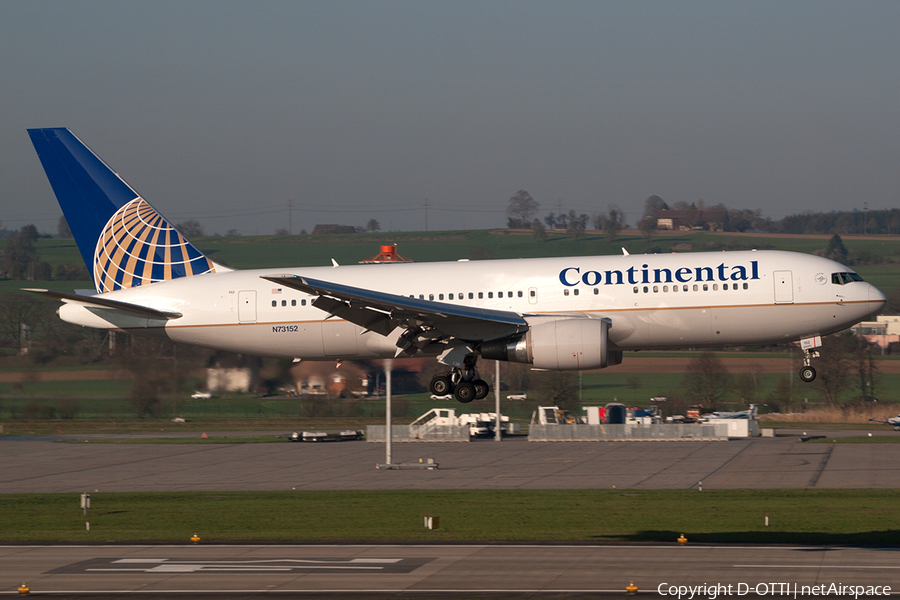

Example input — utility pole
[288,199,294,235]
[423,199,430,232]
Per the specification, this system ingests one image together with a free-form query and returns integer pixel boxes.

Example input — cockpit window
[832,272,864,285]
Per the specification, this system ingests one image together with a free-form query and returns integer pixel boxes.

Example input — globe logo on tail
[93,198,215,293]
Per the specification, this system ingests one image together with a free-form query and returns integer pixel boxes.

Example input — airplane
[707,404,759,420]
[25,128,887,403]
[869,415,900,431]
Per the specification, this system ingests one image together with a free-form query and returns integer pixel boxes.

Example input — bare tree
[366,219,381,232]
[682,352,732,409]
[506,191,539,228]
[603,204,624,242]
[176,220,204,238]
[532,371,578,411]
[531,218,547,242]
[815,334,851,405]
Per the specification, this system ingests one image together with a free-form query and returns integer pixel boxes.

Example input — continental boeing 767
[26,128,886,402]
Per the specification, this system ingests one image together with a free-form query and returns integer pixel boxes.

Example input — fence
[527,423,730,441]
[366,424,470,442]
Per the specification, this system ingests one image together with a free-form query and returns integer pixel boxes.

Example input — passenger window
[673,286,678,292]
[271,300,276,307]
[419,294,424,299]
[449,293,454,300]
[529,290,535,297]
[564,289,570,296]
[438,294,444,300]
[593,288,599,295]
[723,284,728,290]
[653,286,658,293]
[663,285,668,292]
[429,294,434,301]
[743,283,748,290]
[469,292,474,299]
[518,290,523,298]
[633,287,639,293]
[280,300,286,306]
[693,284,698,292]
[488,292,493,298]
[703,284,709,291]
[574,289,579,296]
[478,292,483,299]
[712,284,718,291]
[302,299,307,306]
[291,299,296,306]
[643,286,648,293]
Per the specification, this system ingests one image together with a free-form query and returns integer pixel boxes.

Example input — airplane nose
[869,284,887,313]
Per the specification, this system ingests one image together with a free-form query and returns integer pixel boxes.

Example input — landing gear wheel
[473,379,489,400]
[799,366,817,383]
[430,375,452,396]
[454,381,476,403]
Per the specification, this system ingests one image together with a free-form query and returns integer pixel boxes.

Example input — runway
[4,432,900,597]
[3,431,900,493]
[2,543,898,598]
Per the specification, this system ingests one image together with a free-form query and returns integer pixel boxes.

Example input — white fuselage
[58,250,885,361]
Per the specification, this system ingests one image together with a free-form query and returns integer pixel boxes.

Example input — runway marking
[0,589,633,594]
[48,557,432,575]
[737,564,900,569]
[715,445,765,488]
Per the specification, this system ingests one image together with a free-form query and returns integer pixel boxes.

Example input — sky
[2,1,899,236]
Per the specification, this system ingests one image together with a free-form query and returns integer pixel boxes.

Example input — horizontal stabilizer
[23,288,182,320]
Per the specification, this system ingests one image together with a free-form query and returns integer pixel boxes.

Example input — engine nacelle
[481,318,621,371]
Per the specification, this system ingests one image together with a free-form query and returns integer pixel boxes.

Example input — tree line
[507,190,900,237]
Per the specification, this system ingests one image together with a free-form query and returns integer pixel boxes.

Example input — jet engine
[481,318,622,370]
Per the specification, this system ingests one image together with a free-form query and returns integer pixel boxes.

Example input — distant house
[312,224,357,235]
[206,354,260,393]
[655,209,728,231]
[851,315,900,350]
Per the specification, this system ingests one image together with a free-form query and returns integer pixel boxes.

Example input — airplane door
[528,287,538,305]
[238,290,257,322]
[774,271,793,304]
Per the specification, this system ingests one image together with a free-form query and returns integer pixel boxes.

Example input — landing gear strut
[798,338,820,383]
[429,355,489,403]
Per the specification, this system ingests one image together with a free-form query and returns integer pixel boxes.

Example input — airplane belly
[322,321,359,356]
[625,307,712,348]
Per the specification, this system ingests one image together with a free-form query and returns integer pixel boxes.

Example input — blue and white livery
[25,128,887,402]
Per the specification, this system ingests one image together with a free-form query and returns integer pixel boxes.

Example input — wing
[261,274,527,353]
[23,288,183,320]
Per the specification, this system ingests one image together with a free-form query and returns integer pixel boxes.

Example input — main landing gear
[429,356,489,403]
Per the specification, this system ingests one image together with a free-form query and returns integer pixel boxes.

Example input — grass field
[61,435,290,444]
[3,369,900,425]
[2,489,898,544]
[809,435,900,443]
[5,229,900,274]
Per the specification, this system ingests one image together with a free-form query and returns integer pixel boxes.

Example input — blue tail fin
[28,128,216,293]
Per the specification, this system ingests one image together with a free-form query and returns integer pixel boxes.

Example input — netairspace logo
[657,582,891,599]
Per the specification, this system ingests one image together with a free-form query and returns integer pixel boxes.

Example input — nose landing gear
[799,364,817,383]
[798,336,822,383]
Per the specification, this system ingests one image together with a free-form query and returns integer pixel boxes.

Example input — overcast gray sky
[2,1,899,235]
